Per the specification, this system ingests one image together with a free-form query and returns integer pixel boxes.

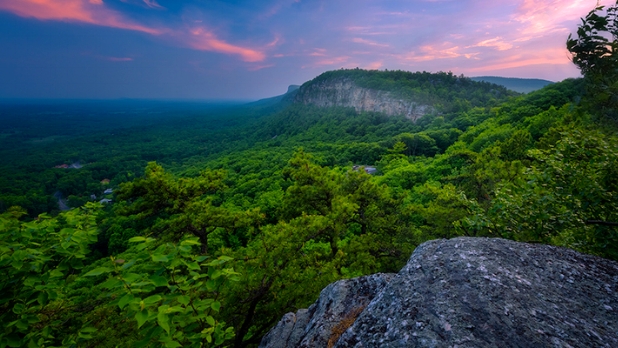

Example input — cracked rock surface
[258,273,395,348]
[336,237,618,347]
[262,237,618,347]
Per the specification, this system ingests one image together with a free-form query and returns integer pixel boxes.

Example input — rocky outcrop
[294,79,433,121]
[261,237,618,347]
[258,273,395,348]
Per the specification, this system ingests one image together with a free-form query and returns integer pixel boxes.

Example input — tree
[567,1,618,119]
[461,129,618,260]
[221,151,414,347]
[85,237,238,347]
[0,204,101,347]
[113,162,261,255]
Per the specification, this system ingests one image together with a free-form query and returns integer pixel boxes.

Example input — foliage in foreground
[2,4,618,344]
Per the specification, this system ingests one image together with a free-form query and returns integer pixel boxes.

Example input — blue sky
[0,0,607,100]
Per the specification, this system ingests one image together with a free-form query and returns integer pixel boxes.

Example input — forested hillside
[470,76,554,93]
[1,3,618,346]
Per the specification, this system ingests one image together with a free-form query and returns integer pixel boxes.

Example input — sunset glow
[0,0,609,99]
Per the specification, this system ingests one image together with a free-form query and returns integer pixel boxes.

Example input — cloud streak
[0,0,266,62]
[352,38,389,48]
[0,0,162,34]
[0,0,608,99]
[185,27,265,62]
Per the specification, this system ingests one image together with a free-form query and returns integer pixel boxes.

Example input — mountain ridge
[471,76,554,93]
[288,69,517,121]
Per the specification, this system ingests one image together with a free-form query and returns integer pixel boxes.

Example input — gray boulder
[263,237,618,347]
[337,237,618,347]
[259,273,395,348]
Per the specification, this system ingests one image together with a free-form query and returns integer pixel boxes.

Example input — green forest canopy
[2,4,618,345]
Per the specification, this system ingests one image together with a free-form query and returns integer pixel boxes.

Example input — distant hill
[292,69,517,120]
[246,85,300,107]
[240,85,300,117]
[470,76,554,93]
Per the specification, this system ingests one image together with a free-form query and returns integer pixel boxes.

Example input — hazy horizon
[0,0,601,100]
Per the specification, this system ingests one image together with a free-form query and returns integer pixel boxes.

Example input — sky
[0,0,610,100]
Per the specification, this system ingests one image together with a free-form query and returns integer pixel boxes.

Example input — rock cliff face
[294,79,434,121]
[261,237,618,348]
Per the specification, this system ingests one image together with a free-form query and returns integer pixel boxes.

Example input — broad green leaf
[12,303,25,314]
[195,256,209,262]
[128,236,147,243]
[122,273,142,284]
[15,319,29,330]
[26,314,39,323]
[49,269,64,278]
[101,277,122,289]
[206,316,215,327]
[78,332,93,340]
[211,301,221,312]
[152,254,169,262]
[11,258,23,270]
[165,306,184,314]
[164,341,182,348]
[180,239,201,246]
[185,261,200,271]
[121,259,136,269]
[157,311,171,334]
[83,267,111,277]
[176,295,190,306]
[118,294,135,309]
[210,270,222,280]
[150,275,168,287]
[135,309,149,328]
[37,291,48,306]
[143,295,162,305]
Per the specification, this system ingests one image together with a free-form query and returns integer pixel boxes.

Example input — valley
[0,68,616,347]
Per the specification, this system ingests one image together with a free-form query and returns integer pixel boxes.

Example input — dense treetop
[1,5,618,344]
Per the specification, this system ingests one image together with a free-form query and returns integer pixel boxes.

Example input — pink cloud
[352,38,389,48]
[466,46,573,73]
[467,37,513,51]
[0,0,162,34]
[266,35,282,48]
[309,48,327,57]
[512,0,602,37]
[303,56,350,68]
[345,25,397,36]
[0,0,267,63]
[248,64,275,71]
[185,27,265,62]
[364,61,383,70]
[402,44,463,62]
[143,0,164,10]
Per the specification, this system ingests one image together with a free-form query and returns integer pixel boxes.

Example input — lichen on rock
[262,237,618,348]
